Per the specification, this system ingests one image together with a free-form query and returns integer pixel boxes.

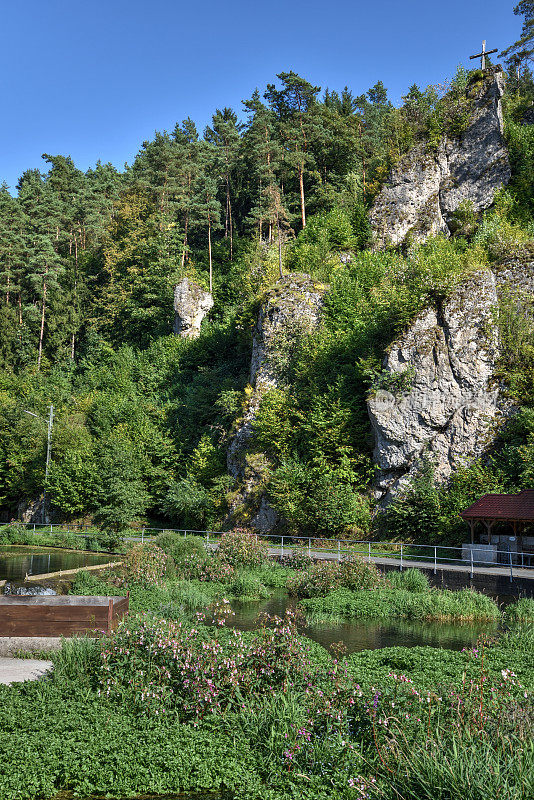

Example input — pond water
[228,590,500,653]
[0,546,114,583]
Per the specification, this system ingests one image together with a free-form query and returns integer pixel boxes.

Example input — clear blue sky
[1,0,522,191]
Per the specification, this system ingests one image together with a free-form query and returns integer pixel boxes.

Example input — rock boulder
[173,278,213,339]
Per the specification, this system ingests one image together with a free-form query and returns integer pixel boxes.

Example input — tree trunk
[277,215,283,279]
[181,213,189,268]
[228,187,233,261]
[208,214,213,294]
[299,164,306,228]
[37,270,48,372]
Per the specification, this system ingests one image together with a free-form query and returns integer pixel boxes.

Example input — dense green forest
[1,37,534,538]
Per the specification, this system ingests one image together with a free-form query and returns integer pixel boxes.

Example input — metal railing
[4,522,534,582]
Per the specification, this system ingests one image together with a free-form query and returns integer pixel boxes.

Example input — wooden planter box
[0,595,129,637]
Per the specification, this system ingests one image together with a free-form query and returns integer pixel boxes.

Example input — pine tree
[194,142,222,293]
[501,2,534,73]
[204,108,241,258]
[17,169,63,370]
[264,72,321,228]
[242,89,281,242]
[173,118,201,269]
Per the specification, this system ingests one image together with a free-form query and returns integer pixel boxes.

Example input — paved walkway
[0,657,53,685]
[205,541,533,581]
[263,546,534,581]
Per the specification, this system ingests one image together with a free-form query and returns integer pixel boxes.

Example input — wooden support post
[108,598,113,632]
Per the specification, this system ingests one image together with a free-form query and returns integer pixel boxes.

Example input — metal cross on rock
[470,40,498,70]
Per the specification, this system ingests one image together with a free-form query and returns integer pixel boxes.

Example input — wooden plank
[112,599,129,617]
[23,561,123,582]
[0,621,104,636]
[0,607,108,622]
[0,595,118,606]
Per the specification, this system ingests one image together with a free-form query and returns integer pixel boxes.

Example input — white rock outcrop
[367,270,501,504]
[370,70,511,248]
[173,278,213,338]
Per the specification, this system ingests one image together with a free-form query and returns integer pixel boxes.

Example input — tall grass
[301,586,500,621]
[504,597,534,622]
[388,567,430,592]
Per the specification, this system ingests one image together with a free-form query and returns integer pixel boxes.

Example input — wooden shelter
[460,489,534,547]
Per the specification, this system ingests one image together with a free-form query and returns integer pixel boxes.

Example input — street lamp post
[24,404,54,523]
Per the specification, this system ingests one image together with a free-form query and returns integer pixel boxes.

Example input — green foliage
[302,586,501,621]
[270,458,371,537]
[286,209,359,278]
[124,542,169,587]
[388,567,430,592]
[217,527,268,567]
[448,199,479,237]
[377,458,442,542]
[287,554,384,598]
[369,365,416,396]
[504,598,534,621]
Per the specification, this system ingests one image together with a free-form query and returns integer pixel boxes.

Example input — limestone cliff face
[227,273,327,530]
[173,278,213,338]
[368,270,501,504]
[370,70,511,248]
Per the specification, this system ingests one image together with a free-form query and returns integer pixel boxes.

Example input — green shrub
[217,528,268,568]
[287,554,383,598]
[301,586,500,621]
[155,532,206,564]
[270,459,371,538]
[504,598,534,622]
[125,543,169,587]
[228,572,269,599]
[388,567,430,592]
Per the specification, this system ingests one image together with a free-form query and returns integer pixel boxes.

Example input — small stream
[228,590,500,653]
[0,546,114,583]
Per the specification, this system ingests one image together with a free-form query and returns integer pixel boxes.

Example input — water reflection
[0,546,113,583]
[228,591,499,653]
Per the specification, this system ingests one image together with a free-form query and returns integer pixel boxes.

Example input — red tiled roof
[460,490,534,521]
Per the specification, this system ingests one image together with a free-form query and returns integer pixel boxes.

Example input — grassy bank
[0,613,531,800]
[300,586,501,622]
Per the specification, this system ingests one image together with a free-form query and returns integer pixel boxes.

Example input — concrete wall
[378,563,533,598]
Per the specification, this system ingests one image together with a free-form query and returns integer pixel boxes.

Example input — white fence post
[141,527,144,544]
[281,536,284,558]
[470,548,474,579]
[308,538,311,557]
[368,542,371,563]
[510,551,513,583]
[400,544,403,571]
[338,540,341,562]
[434,547,437,575]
